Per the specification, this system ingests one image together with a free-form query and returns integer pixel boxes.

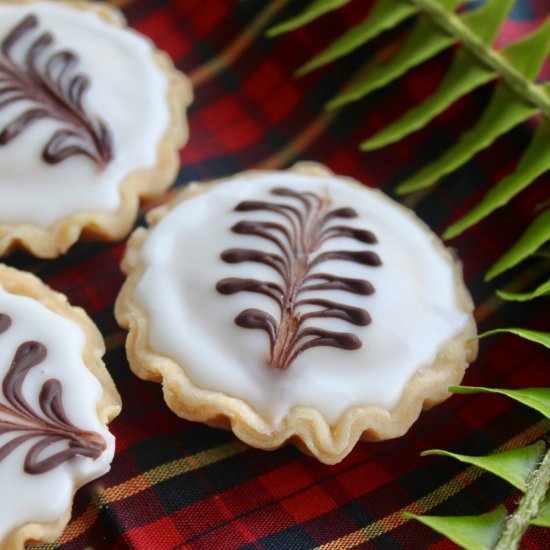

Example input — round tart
[0,0,192,257]
[116,163,477,464]
[0,264,120,549]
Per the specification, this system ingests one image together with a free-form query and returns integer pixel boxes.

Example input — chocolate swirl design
[0,313,106,475]
[0,14,113,168]
[216,187,382,370]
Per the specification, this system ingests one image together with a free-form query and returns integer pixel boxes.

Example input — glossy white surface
[0,2,169,226]
[136,172,470,425]
[0,287,114,541]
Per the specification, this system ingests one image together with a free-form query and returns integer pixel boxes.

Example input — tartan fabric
[7,0,549,548]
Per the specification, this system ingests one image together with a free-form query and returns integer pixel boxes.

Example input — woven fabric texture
[6,0,548,548]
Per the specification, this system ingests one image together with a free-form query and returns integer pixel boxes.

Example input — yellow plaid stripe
[35,420,548,549]
[254,109,341,171]
[36,441,248,548]
[189,0,291,88]
[314,421,549,550]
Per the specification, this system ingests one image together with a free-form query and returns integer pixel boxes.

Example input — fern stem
[408,0,550,118]
[494,444,550,550]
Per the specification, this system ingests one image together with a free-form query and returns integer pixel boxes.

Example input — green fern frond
[266,0,353,37]
[360,49,495,151]
[269,0,550,237]
[296,1,417,77]
[327,14,455,108]
[477,328,550,349]
[450,386,550,419]
[395,84,538,193]
[485,208,550,281]
[444,120,550,239]
[403,507,507,550]
[496,278,550,301]
[421,441,546,492]
[462,0,515,45]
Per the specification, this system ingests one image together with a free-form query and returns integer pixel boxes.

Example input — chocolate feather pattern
[0,14,113,168]
[216,187,381,369]
[0,313,106,475]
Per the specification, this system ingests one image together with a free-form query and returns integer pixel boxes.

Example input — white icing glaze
[0,2,169,227]
[0,287,114,542]
[135,171,471,425]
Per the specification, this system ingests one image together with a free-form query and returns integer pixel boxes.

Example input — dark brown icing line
[216,187,381,370]
[0,314,106,475]
[0,14,113,168]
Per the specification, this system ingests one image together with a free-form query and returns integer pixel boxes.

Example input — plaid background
[7,0,549,548]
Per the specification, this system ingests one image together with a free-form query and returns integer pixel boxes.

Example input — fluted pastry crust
[0,0,192,257]
[116,163,477,464]
[0,264,120,549]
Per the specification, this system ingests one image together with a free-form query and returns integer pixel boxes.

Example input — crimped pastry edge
[0,264,121,550]
[0,0,193,258]
[115,162,478,465]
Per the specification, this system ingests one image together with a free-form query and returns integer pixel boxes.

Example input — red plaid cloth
[11,0,549,548]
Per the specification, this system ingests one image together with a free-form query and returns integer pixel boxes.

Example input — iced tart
[0,0,192,257]
[116,163,477,464]
[0,264,120,549]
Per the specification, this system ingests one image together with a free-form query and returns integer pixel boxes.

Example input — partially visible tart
[0,0,192,257]
[116,163,477,464]
[0,264,120,549]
